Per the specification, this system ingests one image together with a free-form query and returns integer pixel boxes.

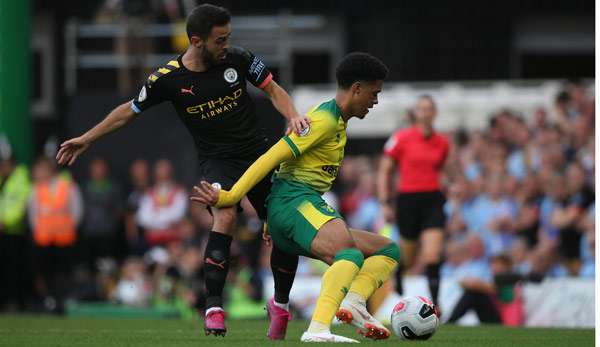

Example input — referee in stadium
[57,4,307,337]
[377,95,450,309]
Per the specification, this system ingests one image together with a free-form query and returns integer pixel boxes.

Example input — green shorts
[266,178,342,258]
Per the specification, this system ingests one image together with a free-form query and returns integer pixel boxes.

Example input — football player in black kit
[57,4,307,339]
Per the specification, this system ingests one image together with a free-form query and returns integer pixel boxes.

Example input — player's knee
[422,247,443,264]
[374,242,401,263]
[333,248,364,268]
[214,208,237,229]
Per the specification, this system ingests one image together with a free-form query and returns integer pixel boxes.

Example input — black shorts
[198,157,272,220]
[395,190,446,240]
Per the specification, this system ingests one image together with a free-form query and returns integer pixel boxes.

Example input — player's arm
[56,102,136,166]
[239,46,309,134]
[261,79,310,134]
[193,112,334,208]
[57,63,170,166]
[377,155,396,222]
[192,139,294,207]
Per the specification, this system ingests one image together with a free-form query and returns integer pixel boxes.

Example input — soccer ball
[390,296,440,340]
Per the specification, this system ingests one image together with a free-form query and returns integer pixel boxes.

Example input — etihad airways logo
[186,88,243,119]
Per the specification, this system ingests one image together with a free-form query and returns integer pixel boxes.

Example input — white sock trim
[206,307,224,315]
[346,291,367,305]
[307,320,330,333]
[274,301,290,311]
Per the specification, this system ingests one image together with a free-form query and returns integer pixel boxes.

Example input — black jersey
[131,46,273,159]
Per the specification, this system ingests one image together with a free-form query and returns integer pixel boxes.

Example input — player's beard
[201,48,223,68]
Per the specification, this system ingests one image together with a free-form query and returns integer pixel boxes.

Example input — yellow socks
[309,248,363,331]
[348,243,400,301]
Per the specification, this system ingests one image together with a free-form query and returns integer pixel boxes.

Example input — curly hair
[335,52,388,89]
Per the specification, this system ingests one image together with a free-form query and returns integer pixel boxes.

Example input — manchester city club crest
[224,68,238,83]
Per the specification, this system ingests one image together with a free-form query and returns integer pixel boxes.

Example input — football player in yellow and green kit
[192,52,399,342]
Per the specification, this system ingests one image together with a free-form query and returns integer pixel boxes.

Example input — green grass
[0,315,594,346]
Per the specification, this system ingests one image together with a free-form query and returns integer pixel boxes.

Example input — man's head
[154,159,174,184]
[336,52,388,119]
[186,4,231,66]
[89,157,109,181]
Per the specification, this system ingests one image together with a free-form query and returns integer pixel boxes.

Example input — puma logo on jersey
[181,85,195,96]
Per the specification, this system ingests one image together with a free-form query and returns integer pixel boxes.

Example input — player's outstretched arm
[56,101,136,166]
[377,155,397,222]
[191,139,294,207]
[262,79,310,135]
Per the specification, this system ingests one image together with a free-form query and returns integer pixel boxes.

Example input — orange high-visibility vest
[33,179,76,247]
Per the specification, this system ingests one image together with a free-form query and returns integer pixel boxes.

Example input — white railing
[293,79,594,135]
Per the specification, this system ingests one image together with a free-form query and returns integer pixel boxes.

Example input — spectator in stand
[444,178,476,238]
[81,157,123,272]
[440,238,468,278]
[578,202,595,278]
[447,234,502,324]
[347,159,382,231]
[469,173,518,256]
[137,159,187,246]
[28,157,83,313]
[506,117,534,182]
[550,162,594,275]
[0,136,32,311]
[512,173,542,248]
[124,159,150,254]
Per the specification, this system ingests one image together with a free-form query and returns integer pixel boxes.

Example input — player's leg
[336,229,399,340]
[420,191,447,308]
[198,159,243,337]
[420,228,444,307]
[246,175,300,340]
[266,181,359,342]
[266,244,298,340]
[301,218,362,343]
[394,193,421,296]
[203,206,236,336]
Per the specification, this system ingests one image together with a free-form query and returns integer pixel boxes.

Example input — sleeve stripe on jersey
[158,67,171,74]
[283,135,300,157]
[167,60,180,69]
[258,73,273,89]
[147,61,179,84]
[130,100,141,114]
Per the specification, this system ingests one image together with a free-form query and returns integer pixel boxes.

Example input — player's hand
[191,181,220,206]
[262,227,272,246]
[56,136,90,166]
[289,114,310,136]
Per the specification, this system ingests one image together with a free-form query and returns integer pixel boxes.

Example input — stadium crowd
[0,82,594,323]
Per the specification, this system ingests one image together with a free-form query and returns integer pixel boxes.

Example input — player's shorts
[266,178,342,257]
[198,157,273,220]
[395,190,446,240]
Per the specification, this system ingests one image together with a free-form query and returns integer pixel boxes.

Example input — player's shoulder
[393,126,416,140]
[146,57,182,86]
[308,99,342,124]
[226,45,253,60]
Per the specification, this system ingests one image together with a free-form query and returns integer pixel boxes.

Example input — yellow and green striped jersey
[277,99,347,193]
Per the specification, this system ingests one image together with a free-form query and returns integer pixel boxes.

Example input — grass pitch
[0,315,594,346]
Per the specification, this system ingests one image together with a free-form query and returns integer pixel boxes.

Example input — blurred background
[0,0,594,328]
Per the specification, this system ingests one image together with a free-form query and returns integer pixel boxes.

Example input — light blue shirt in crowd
[469,195,518,256]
